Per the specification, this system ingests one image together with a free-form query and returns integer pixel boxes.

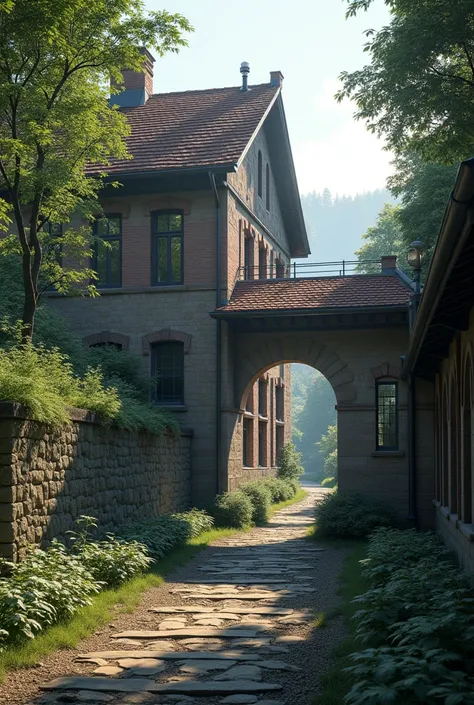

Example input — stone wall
[0,403,192,562]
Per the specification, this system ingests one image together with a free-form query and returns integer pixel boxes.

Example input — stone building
[49,55,304,505]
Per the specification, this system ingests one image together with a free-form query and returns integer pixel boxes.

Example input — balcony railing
[237,259,380,281]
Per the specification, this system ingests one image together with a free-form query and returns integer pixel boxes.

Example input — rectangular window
[152,211,183,285]
[93,215,122,288]
[276,425,284,459]
[151,342,184,405]
[244,237,252,280]
[276,385,284,421]
[376,382,398,450]
[258,421,267,467]
[258,247,267,279]
[243,418,251,467]
[258,379,267,417]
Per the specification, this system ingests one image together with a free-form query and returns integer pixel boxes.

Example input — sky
[145,0,393,197]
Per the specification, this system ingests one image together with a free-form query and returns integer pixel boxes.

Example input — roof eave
[401,157,474,380]
[210,303,409,320]
[90,162,239,182]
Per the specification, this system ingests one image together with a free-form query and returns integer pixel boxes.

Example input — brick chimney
[270,71,284,88]
[381,255,398,272]
[111,48,155,108]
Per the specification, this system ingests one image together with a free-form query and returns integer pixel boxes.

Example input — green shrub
[321,476,337,488]
[0,542,100,649]
[314,491,397,538]
[263,477,294,502]
[277,442,304,481]
[212,490,254,528]
[286,477,301,496]
[344,527,474,704]
[118,509,214,559]
[241,481,272,525]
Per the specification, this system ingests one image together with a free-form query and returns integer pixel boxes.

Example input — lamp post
[407,240,425,327]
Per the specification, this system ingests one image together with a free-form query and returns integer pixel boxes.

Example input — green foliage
[317,424,338,481]
[241,481,272,525]
[212,491,254,529]
[355,204,405,273]
[321,476,337,488]
[68,516,152,588]
[0,542,100,649]
[315,492,397,538]
[286,477,301,496]
[277,441,304,481]
[0,0,192,338]
[338,0,474,164]
[263,477,295,503]
[118,509,214,559]
[344,527,474,704]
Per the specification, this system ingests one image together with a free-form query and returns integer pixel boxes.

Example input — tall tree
[338,0,474,163]
[0,0,191,341]
[355,203,404,272]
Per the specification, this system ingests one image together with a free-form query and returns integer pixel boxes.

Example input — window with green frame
[376,381,398,450]
[92,215,121,288]
[152,211,183,285]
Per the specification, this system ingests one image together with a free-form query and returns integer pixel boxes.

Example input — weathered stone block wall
[0,404,192,562]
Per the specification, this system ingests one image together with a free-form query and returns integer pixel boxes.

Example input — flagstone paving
[0,486,348,705]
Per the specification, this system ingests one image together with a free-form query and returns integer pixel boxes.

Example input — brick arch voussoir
[142,329,192,356]
[236,335,357,407]
[83,331,130,351]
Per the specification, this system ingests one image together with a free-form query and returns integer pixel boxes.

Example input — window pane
[156,214,169,232]
[95,240,108,283]
[377,383,397,449]
[170,236,182,282]
[156,237,167,282]
[96,219,109,236]
[152,342,184,405]
[169,214,182,232]
[109,239,121,286]
[108,218,121,236]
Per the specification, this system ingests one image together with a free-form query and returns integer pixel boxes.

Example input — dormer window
[257,150,263,198]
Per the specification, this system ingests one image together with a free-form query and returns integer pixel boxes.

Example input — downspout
[407,371,417,525]
[209,172,222,496]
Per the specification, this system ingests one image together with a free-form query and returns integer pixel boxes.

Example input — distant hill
[299,188,395,263]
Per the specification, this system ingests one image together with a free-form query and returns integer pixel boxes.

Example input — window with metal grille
[93,215,122,288]
[151,342,184,405]
[152,211,183,285]
[376,381,398,450]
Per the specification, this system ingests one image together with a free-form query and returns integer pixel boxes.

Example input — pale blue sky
[145,0,392,197]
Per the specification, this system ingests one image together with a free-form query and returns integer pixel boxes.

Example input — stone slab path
[0,487,347,705]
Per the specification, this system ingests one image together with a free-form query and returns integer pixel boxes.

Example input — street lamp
[407,240,425,326]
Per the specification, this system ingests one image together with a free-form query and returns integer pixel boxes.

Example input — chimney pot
[270,70,284,88]
[111,47,155,108]
[381,255,398,272]
[240,61,250,92]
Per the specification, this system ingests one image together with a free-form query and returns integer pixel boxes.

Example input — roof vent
[240,62,250,92]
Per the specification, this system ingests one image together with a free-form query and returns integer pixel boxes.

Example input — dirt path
[0,487,347,705]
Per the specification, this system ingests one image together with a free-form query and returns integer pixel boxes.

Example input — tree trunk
[21,252,36,344]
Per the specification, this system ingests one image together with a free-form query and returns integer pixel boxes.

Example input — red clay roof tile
[217,276,411,314]
[87,83,279,176]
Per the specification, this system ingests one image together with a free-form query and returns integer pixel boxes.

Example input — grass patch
[0,527,239,682]
[269,488,308,516]
[313,541,367,705]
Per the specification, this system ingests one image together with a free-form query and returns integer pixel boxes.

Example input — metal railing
[237,259,380,281]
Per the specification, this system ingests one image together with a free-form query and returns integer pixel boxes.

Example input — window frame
[92,214,122,289]
[265,163,270,211]
[151,210,184,286]
[376,380,399,451]
[243,417,251,467]
[151,341,185,406]
[257,150,263,198]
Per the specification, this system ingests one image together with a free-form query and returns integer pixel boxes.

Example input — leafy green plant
[241,481,272,525]
[315,491,397,539]
[172,508,214,538]
[212,490,254,529]
[321,476,337,488]
[277,441,304,481]
[263,477,294,503]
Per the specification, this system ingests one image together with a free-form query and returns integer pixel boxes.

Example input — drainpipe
[209,173,222,496]
[407,370,417,525]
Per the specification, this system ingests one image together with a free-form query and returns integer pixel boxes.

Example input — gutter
[93,162,238,183]
[210,303,409,320]
[401,157,474,380]
[209,173,223,495]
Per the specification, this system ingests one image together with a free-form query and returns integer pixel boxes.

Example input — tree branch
[462,42,474,82]
[428,64,474,88]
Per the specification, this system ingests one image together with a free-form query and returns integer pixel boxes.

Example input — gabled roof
[213,275,411,317]
[87,84,280,176]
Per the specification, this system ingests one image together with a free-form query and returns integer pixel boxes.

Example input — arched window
[151,341,184,406]
[257,150,263,198]
[265,164,270,211]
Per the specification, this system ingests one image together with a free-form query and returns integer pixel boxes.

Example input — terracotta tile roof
[216,275,411,314]
[87,84,279,176]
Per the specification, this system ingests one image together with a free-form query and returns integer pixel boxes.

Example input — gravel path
[0,487,347,705]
